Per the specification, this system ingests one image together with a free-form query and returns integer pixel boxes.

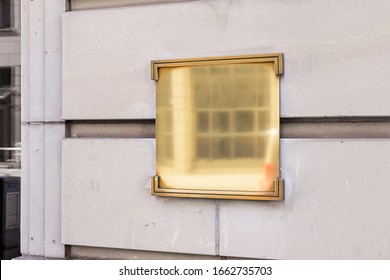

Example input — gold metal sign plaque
[151,54,284,200]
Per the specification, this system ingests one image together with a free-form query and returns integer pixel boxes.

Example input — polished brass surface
[152,54,283,201]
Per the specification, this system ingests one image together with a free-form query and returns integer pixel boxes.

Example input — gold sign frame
[151,54,284,201]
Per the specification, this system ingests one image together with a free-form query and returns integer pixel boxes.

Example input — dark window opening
[0,67,20,167]
[0,0,11,30]
[0,68,11,87]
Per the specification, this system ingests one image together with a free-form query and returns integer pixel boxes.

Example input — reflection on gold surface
[156,61,280,194]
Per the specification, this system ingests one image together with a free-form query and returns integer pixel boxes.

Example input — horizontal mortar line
[67,119,155,125]
[281,122,390,138]
[281,116,390,138]
[281,116,390,123]
[66,117,390,139]
[66,119,155,138]
[22,121,66,125]
[68,0,201,11]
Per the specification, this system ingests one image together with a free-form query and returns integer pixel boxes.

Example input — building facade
[1,0,21,176]
[21,0,390,259]
[1,0,21,260]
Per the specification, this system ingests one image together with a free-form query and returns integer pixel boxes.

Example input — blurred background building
[0,0,21,259]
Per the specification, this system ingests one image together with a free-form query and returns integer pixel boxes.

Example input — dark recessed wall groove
[66,117,390,139]
[66,120,156,138]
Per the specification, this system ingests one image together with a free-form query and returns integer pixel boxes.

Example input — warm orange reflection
[156,63,279,192]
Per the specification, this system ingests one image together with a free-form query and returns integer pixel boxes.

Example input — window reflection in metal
[152,54,284,200]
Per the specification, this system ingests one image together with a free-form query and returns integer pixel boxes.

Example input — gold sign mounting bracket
[151,53,283,81]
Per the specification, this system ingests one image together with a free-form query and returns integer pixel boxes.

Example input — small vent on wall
[5,191,20,230]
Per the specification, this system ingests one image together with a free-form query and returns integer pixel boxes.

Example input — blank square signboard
[151,54,284,200]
